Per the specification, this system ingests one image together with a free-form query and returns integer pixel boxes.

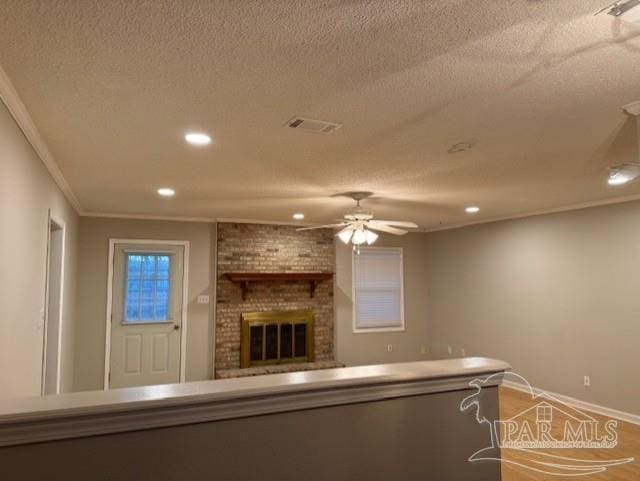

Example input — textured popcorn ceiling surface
[1,0,640,229]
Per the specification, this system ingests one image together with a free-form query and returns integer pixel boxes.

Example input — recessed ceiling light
[465,206,480,214]
[608,176,631,186]
[292,213,305,220]
[157,187,175,197]
[608,164,640,186]
[185,132,212,146]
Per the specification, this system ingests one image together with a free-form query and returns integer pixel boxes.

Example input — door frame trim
[104,238,190,390]
[41,212,66,395]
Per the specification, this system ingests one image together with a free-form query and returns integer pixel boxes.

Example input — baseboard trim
[502,380,640,426]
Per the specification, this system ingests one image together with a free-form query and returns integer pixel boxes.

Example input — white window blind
[352,247,404,332]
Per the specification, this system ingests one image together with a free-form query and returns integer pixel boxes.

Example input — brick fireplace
[215,223,336,376]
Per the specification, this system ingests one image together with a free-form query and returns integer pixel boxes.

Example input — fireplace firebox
[241,310,314,368]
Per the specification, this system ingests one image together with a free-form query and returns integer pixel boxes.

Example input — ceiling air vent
[286,116,342,134]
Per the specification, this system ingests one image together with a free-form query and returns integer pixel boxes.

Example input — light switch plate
[197,295,210,304]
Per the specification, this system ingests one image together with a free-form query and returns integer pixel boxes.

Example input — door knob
[173,324,180,330]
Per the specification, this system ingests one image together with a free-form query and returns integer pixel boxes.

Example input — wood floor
[499,387,639,481]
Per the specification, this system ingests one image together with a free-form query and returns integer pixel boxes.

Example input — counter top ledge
[0,357,510,447]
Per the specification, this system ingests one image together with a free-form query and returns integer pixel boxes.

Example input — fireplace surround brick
[215,223,335,372]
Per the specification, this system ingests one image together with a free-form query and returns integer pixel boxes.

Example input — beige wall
[0,100,78,399]
[74,217,214,391]
[5,128,633,419]
[425,200,640,414]
[72,202,640,416]
[335,233,430,366]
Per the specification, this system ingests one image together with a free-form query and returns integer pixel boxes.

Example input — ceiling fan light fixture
[365,229,378,245]
[296,192,414,245]
[338,229,354,244]
[351,229,367,245]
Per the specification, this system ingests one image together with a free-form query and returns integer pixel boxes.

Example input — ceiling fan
[595,0,640,18]
[297,192,418,245]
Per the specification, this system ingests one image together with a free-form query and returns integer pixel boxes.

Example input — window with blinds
[352,247,405,332]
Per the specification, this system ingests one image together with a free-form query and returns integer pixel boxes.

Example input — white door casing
[42,213,66,395]
[104,239,189,390]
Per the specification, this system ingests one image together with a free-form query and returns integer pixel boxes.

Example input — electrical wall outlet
[387,344,393,353]
[460,348,466,357]
[584,375,591,387]
[447,345,453,356]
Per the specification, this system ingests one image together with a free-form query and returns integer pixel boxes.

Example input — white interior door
[108,242,187,389]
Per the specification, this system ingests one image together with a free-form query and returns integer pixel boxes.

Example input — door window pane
[124,254,172,322]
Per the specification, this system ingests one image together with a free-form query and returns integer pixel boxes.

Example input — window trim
[352,246,405,334]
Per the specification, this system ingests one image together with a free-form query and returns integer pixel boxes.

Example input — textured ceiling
[1,0,640,229]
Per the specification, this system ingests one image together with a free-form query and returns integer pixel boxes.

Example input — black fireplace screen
[241,310,314,368]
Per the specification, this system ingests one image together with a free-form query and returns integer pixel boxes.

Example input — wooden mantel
[224,272,333,300]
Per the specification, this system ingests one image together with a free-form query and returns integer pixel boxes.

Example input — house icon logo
[460,372,635,476]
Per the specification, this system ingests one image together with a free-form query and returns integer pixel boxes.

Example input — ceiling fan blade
[366,224,408,235]
[594,1,620,16]
[369,220,418,228]
[296,223,347,231]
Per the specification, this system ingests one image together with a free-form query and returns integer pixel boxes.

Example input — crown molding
[215,217,311,226]
[82,211,216,223]
[79,195,640,233]
[421,193,640,233]
[0,63,82,214]
[82,212,315,227]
